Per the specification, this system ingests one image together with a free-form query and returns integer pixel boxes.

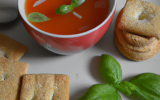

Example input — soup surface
[25,0,110,35]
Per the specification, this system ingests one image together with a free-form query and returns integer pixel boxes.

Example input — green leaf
[78,84,122,100]
[55,4,75,15]
[114,81,136,95]
[129,73,160,100]
[72,0,86,8]
[55,0,86,15]
[28,12,50,22]
[100,54,122,85]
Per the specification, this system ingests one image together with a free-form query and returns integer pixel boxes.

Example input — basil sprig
[78,54,160,100]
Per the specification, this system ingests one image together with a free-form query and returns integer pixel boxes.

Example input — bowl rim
[18,0,117,38]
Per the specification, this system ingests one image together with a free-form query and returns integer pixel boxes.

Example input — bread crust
[115,9,160,61]
[20,74,70,100]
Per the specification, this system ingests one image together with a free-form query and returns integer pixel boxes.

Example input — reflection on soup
[25,0,110,35]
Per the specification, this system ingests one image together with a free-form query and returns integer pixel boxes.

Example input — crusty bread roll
[115,9,160,61]
[118,0,160,40]
[20,74,70,100]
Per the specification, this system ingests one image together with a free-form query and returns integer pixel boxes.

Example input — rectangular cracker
[20,74,70,100]
[0,33,28,61]
[0,56,29,100]
[118,0,160,39]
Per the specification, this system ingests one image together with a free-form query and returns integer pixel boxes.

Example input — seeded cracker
[20,74,70,100]
[118,0,160,39]
[0,33,28,61]
[0,56,29,100]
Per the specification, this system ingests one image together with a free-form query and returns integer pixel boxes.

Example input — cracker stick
[0,33,28,61]
[20,74,70,100]
[0,56,29,100]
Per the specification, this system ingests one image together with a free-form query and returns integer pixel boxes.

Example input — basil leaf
[55,0,86,15]
[72,0,86,7]
[28,12,50,22]
[129,73,160,100]
[55,4,75,15]
[78,84,122,100]
[100,54,122,85]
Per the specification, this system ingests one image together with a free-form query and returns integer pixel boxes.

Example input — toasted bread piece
[115,9,160,61]
[0,33,28,61]
[118,0,160,39]
[20,74,70,100]
[0,56,29,100]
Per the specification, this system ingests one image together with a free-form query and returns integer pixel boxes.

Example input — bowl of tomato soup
[18,0,116,55]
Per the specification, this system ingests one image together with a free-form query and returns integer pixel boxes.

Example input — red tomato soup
[25,0,110,35]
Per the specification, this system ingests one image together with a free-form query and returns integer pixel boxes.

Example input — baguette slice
[0,56,29,100]
[20,74,70,100]
[0,33,28,61]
